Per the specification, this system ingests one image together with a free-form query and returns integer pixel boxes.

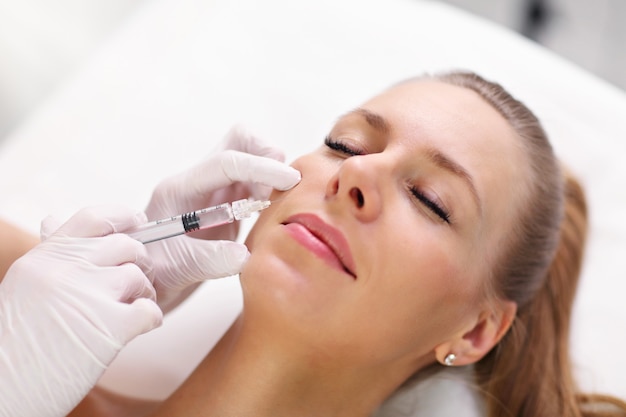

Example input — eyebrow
[348,108,482,213]
[347,108,391,134]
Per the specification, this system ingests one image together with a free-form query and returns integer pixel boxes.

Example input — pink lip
[282,213,357,279]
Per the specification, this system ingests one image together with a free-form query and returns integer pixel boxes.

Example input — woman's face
[242,80,530,366]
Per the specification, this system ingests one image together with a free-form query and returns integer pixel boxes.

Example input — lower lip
[283,223,352,277]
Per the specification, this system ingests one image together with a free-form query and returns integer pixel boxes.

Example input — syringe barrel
[194,203,235,229]
[127,218,186,243]
[128,203,234,244]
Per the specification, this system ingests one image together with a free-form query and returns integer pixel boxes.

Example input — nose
[325,156,383,222]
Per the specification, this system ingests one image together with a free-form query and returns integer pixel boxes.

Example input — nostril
[350,187,364,208]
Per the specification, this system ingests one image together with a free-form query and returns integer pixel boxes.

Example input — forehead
[359,80,511,143]
[355,80,527,174]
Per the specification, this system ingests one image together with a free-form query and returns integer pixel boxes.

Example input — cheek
[382,240,462,314]
[290,152,335,191]
[362,228,479,344]
[400,239,477,314]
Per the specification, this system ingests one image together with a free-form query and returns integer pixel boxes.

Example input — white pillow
[373,367,485,417]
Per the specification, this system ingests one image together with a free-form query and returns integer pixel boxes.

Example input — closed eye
[410,187,451,224]
[324,136,364,157]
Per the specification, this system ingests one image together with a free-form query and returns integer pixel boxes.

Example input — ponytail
[476,170,626,416]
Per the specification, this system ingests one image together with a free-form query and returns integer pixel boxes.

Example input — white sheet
[0,0,624,410]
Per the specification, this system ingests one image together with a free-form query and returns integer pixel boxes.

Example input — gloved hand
[0,206,163,417]
[144,125,301,312]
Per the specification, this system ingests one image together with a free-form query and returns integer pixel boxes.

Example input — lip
[282,213,357,279]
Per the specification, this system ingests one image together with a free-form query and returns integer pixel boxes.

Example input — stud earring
[444,353,456,366]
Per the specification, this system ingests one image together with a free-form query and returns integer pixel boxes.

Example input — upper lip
[283,213,357,278]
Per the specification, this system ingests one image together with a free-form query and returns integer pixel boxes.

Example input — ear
[434,300,517,367]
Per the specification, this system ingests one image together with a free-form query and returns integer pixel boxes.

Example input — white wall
[437,0,626,91]
[0,0,147,138]
[541,0,626,89]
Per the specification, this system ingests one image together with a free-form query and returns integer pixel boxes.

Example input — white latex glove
[0,206,163,417]
[144,125,301,312]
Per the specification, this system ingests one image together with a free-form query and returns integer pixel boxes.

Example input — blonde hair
[428,71,626,417]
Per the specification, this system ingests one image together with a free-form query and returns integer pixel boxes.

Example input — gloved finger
[249,183,273,201]
[197,240,251,277]
[179,150,300,203]
[220,151,301,191]
[111,298,163,344]
[221,125,286,162]
[165,240,250,285]
[40,215,63,241]
[85,234,154,279]
[108,263,157,303]
[53,206,148,238]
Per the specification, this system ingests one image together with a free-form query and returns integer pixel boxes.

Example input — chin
[241,243,307,304]
[239,241,332,328]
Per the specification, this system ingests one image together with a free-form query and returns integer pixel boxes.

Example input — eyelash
[324,136,363,156]
[324,136,451,224]
[409,187,451,224]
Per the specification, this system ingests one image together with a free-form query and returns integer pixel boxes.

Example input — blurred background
[0,0,624,141]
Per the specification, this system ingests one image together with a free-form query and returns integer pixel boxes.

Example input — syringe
[127,198,270,244]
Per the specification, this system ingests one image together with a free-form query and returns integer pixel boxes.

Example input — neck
[151,313,424,417]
